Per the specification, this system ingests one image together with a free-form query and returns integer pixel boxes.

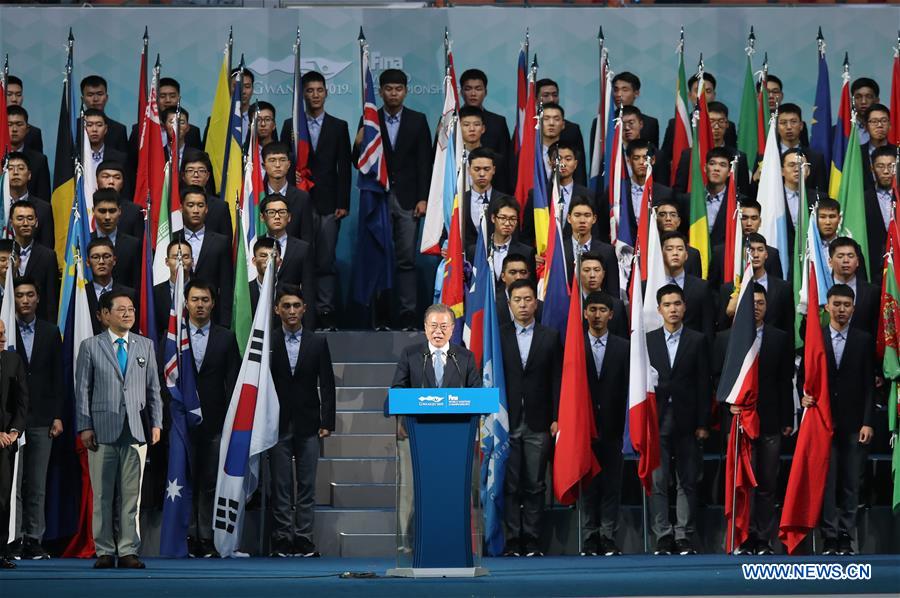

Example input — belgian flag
[51,39,76,271]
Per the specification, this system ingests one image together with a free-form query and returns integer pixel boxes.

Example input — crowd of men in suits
[0,61,895,568]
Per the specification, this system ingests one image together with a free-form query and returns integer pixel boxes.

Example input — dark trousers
[188,429,220,542]
[15,427,53,541]
[270,433,320,543]
[503,421,550,542]
[314,212,340,315]
[389,193,417,317]
[650,407,701,541]
[750,433,781,542]
[581,437,624,542]
[822,431,868,540]
[0,444,16,546]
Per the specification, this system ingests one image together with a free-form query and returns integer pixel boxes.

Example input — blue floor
[2,555,898,597]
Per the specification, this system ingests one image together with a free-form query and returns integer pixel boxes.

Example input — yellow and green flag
[688,122,710,278]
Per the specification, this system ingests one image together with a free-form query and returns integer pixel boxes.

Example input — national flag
[0,59,10,158]
[205,33,232,194]
[793,175,811,349]
[608,107,633,251]
[421,74,461,256]
[642,207,667,333]
[879,218,900,512]
[513,41,528,158]
[513,61,537,216]
[670,32,692,187]
[588,49,610,196]
[539,171,570,341]
[756,113,790,275]
[58,163,93,330]
[828,55,851,198]
[623,256,660,495]
[441,191,466,340]
[79,113,97,231]
[635,162,653,278]
[132,58,166,239]
[463,216,489,365]
[60,255,96,557]
[240,109,266,274]
[152,127,183,285]
[213,257,280,558]
[552,272,600,504]
[890,41,900,146]
[835,116,869,280]
[231,205,252,355]
[722,160,742,285]
[51,37,77,269]
[693,74,713,190]
[351,36,393,307]
[1,256,22,546]
[291,28,314,192]
[220,59,245,226]
[476,216,510,556]
[779,208,834,554]
[688,114,710,278]
[159,262,203,557]
[737,52,760,171]
[136,28,148,128]
[719,258,761,553]
[531,121,551,258]
[138,206,157,347]
[810,32,833,170]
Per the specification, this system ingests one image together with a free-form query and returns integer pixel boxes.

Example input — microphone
[421,350,430,389]
[448,349,463,382]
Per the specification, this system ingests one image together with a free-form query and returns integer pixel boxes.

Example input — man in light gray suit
[75,290,162,569]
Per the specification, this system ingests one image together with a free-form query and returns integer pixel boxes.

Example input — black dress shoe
[599,537,622,556]
[821,537,839,556]
[319,312,338,331]
[117,554,146,569]
[654,534,675,555]
[0,557,16,569]
[675,538,697,555]
[502,538,520,557]
[838,534,854,556]
[94,555,116,569]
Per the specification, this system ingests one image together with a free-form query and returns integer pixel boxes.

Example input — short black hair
[828,236,861,258]
[745,232,767,247]
[866,103,890,119]
[535,78,559,92]
[185,279,217,303]
[181,149,213,173]
[92,188,120,207]
[656,283,685,305]
[502,253,530,272]
[752,282,767,296]
[705,146,733,164]
[166,238,192,256]
[0,239,14,254]
[612,71,641,91]
[379,69,407,87]
[253,236,278,254]
[459,69,487,87]
[467,147,497,165]
[489,195,519,217]
[687,72,717,91]
[851,77,879,97]
[780,147,806,166]
[261,142,291,160]
[6,75,23,88]
[739,198,762,213]
[180,184,207,203]
[540,101,565,119]
[231,67,255,84]
[584,291,614,310]
[7,105,28,122]
[568,196,595,216]
[83,107,108,124]
[549,140,580,162]
[763,74,783,91]
[816,197,841,213]
[10,199,36,218]
[621,105,643,120]
[579,250,606,269]
[249,101,276,119]
[778,102,802,119]
[458,105,485,122]
[275,283,304,303]
[158,77,181,91]
[99,289,134,312]
[660,230,687,246]
[706,101,728,117]
[5,151,30,170]
[507,278,537,297]
[872,144,897,161]
[13,274,39,295]
[827,283,855,302]
[626,139,656,158]
[86,237,115,256]
[80,75,108,93]
[160,106,191,123]
[301,71,326,87]
[97,160,125,175]
[653,197,682,213]
[260,193,288,213]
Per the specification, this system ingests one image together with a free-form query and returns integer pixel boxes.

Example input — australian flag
[352,40,393,307]
[159,266,202,557]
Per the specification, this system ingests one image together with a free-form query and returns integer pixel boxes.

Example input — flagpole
[358,28,367,116]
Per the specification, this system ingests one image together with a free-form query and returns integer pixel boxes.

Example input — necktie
[667,332,678,366]
[493,243,508,253]
[288,332,300,372]
[115,337,127,376]
[433,350,445,386]
[594,336,605,378]
[834,332,845,367]
[92,150,103,162]
[386,114,399,124]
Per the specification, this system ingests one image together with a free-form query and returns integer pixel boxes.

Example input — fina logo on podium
[415,394,474,408]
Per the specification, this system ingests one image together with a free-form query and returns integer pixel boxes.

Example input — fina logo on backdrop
[247,52,440,97]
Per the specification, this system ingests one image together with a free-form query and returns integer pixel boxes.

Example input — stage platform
[2,555,898,597]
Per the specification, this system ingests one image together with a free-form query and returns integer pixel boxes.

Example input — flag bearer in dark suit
[713,284,793,555]
[647,284,710,556]
[10,200,58,323]
[828,237,880,339]
[800,284,875,556]
[84,238,135,336]
[9,277,62,560]
[578,252,628,338]
[580,292,629,557]
[182,280,240,558]
[0,319,28,570]
[660,232,715,340]
[562,197,620,298]
[153,240,193,343]
[92,190,141,291]
[268,284,336,558]
[500,279,562,558]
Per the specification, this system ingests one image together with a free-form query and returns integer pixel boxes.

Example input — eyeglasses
[426,323,452,332]
[868,117,890,126]
[90,253,115,262]
[256,117,274,124]
[264,209,289,217]
[494,215,518,224]
[184,168,209,177]
[709,118,728,128]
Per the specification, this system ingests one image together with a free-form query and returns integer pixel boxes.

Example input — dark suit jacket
[562,235,620,298]
[22,149,50,203]
[91,231,140,291]
[673,146,751,197]
[658,116,737,185]
[281,113,352,215]
[270,328,336,437]
[85,282,135,335]
[391,341,481,389]
[647,326,711,434]
[190,323,240,436]
[15,318,62,428]
[265,185,315,247]
[717,276,793,334]
[186,229,233,326]
[21,243,59,323]
[204,194,234,240]
[500,322,563,432]
[152,281,173,342]
[23,125,43,153]
[559,121,587,186]
[799,325,875,435]
[708,242,784,291]
[713,324,793,435]
[117,197,145,240]
[0,350,29,435]
[848,278,880,339]
[466,239,536,287]
[681,274,715,340]
[25,194,54,250]
[524,183,604,244]
[275,235,317,329]
[592,113,660,152]
[353,107,432,211]
[864,187,890,288]
[684,245,703,278]
[585,331,629,441]
[479,109,512,193]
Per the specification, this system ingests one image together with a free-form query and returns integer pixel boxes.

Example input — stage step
[323,331,419,362]
[336,387,389,410]
[322,433,395,458]
[331,482,395,508]
[339,532,397,558]
[333,362,397,387]
[335,410,395,434]
[312,507,395,557]
[317,457,397,485]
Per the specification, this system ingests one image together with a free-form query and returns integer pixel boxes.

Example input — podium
[386,387,499,578]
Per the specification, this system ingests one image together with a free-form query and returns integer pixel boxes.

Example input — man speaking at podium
[391,303,481,389]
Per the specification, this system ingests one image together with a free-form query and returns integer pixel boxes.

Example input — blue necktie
[433,350,445,386]
[115,338,127,376]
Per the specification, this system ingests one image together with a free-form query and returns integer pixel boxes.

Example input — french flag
[213,257,280,557]
[719,258,761,553]
[623,256,660,495]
